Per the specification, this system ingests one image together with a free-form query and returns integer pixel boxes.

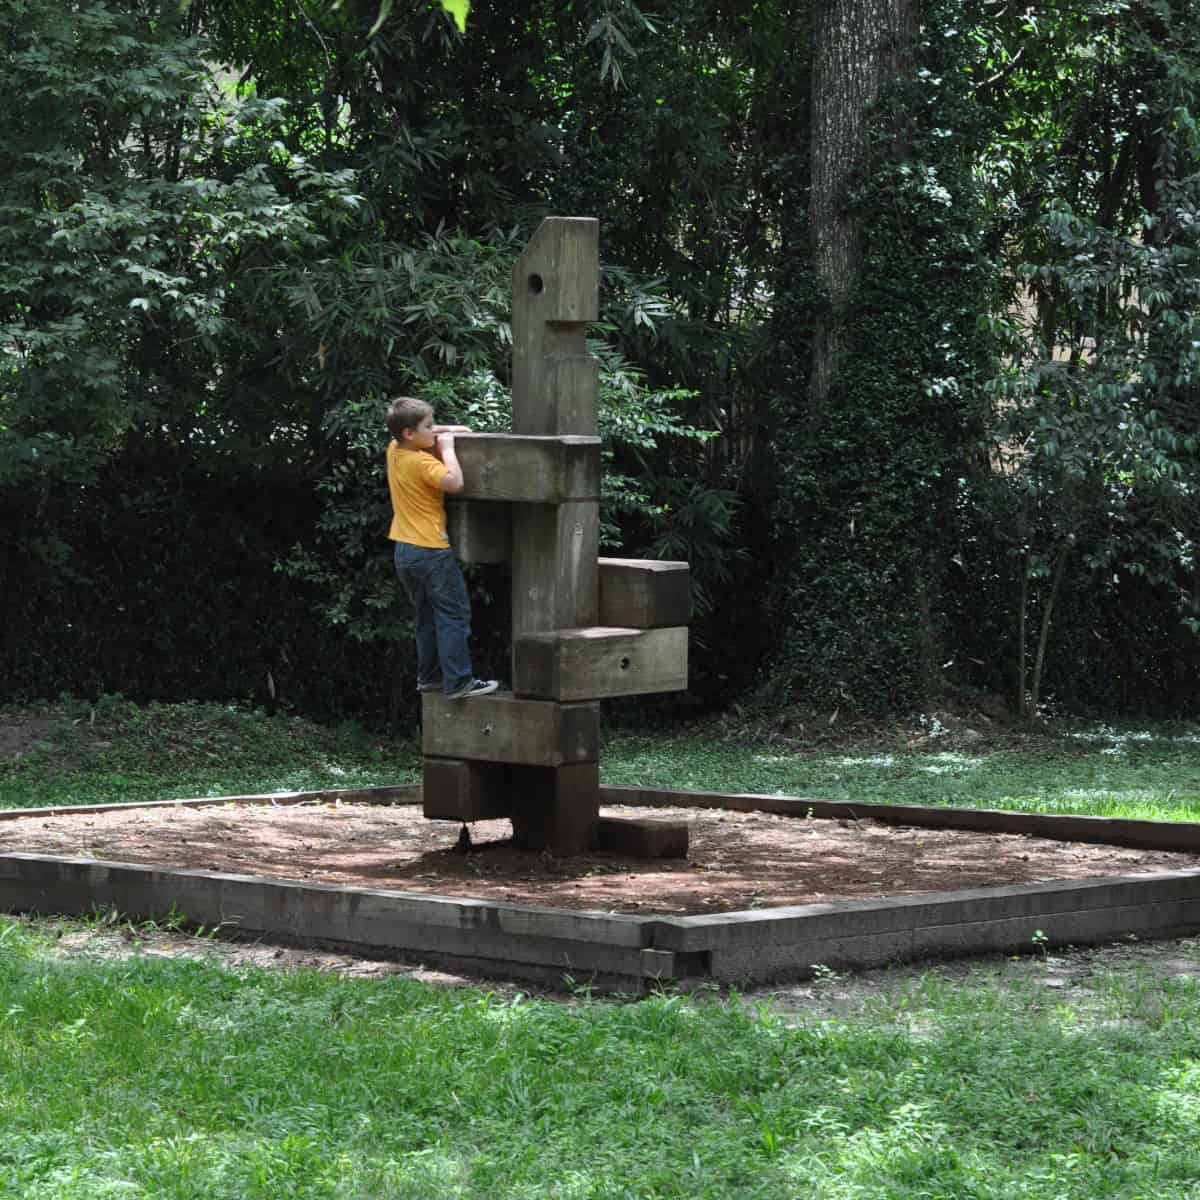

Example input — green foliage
[969,0,1200,713]
[768,0,995,714]
[985,182,1200,616]
[0,2,361,489]
[6,0,1200,723]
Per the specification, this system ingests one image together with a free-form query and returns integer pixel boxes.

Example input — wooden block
[446,498,511,564]
[540,355,599,437]
[510,763,600,855]
[422,758,512,822]
[511,217,600,435]
[598,558,691,628]
[454,434,600,503]
[512,501,599,637]
[513,626,688,701]
[595,816,689,859]
[422,692,599,767]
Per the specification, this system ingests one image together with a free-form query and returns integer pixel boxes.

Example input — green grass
[0,697,420,810]
[602,726,1200,823]
[5,699,1200,824]
[2,915,1199,1198]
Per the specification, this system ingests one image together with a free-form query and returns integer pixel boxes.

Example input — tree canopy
[3,0,1198,723]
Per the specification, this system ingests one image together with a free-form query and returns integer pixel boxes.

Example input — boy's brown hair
[385,396,433,441]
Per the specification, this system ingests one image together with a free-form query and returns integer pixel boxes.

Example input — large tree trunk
[809,0,918,416]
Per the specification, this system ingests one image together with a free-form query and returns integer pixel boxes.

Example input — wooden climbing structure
[420,217,691,856]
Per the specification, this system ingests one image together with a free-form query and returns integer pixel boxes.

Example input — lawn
[2,914,1199,1199]
[4,696,1200,824]
[602,724,1200,822]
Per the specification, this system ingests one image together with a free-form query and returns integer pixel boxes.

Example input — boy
[386,396,498,700]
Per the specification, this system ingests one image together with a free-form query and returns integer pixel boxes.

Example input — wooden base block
[510,763,600,856]
[595,815,689,859]
[422,693,599,767]
[422,758,512,822]
[513,626,687,701]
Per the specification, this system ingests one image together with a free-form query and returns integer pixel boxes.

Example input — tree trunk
[809,0,918,417]
[1016,554,1030,719]
[1029,541,1071,719]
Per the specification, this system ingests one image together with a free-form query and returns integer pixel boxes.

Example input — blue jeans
[393,542,475,695]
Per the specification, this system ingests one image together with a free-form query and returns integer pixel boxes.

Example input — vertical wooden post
[509,218,602,853]
[510,218,600,436]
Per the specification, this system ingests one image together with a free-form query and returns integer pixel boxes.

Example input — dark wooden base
[422,759,512,822]
[510,763,600,856]
[419,765,693,859]
[594,815,688,858]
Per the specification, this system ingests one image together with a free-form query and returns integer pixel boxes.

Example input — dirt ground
[3,798,1199,916]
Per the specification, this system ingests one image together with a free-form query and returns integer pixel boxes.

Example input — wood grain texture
[454,434,600,503]
[513,626,688,700]
[422,692,599,766]
[511,217,600,436]
[597,558,691,628]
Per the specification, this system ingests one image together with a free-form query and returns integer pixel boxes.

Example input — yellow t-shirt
[387,441,450,548]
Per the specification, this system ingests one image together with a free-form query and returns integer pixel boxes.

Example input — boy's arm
[432,424,471,434]
[435,432,465,493]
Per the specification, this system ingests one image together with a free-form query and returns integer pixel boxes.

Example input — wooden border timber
[0,785,419,823]
[2,852,1199,993]
[3,785,1200,992]
[596,785,1200,853]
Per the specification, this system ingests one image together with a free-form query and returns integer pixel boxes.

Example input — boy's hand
[433,424,471,434]
[435,433,465,493]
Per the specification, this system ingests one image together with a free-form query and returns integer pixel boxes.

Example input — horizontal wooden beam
[598,558,690,628]
[513,626,688,701]
[455,434,600,503]
[422,692,599,767]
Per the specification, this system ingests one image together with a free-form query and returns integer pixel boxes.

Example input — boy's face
[403,413,436,450]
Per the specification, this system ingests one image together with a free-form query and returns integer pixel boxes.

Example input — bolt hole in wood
[527,272,544,294]
[620,657,631,669]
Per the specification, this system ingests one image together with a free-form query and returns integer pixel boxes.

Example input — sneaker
[416,680,444,694]
[446,679,499,700]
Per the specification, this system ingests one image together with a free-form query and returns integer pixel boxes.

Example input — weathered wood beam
[597,558,691,628]
[511,217,600,435]
[454,434,600,504]
[421,758,512,822]
[511,501,600,639]
[595,815,689,858]
[422,693,599,767]
[446,499,511,564]
[510,763,600,855]
[513,626,688,701]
